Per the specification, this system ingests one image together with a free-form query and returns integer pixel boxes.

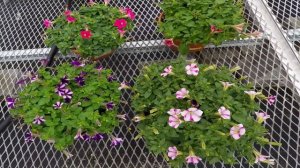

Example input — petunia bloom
[164,39,174,47]
[74,130,83,140]
[244,91,261,100]
[25,131,34,142]
[62,89,73,100]
[230,124,246,140]
[167,108,181,116]
[53,102,63,109]
[221,81,234,90]
[210,25,223,33]
[6,97,16,109]
[185,63,199,76]
[255,112,270,124]
[104,0,110,5]
[118,29,126,37]
[33,115,45,125]
[117,114,127,121]
[218,106,231,119]
[60,75,70,85]
[118,82,130,90]
[114,19,127,30]
[186,154,202,164]
[232,23,245,33]
[43,19,52,28]
[181,108,203,122]
[168,115,182,128]
[74,76,85,86]
[92,133,104,141]
[55,83,66,96]
[191,100,199,108]
[168,146,179,160]
[106,102,115,110]
[124,8,135,20]
[71,60,85,67]
[82,133,90,142]
[66,16,76,23]
[30,74,38,83]
[160,65,173,77]
[111,137,123,146]
[64,10,72,16]
[267,95,276,105]
[80,30,92,39]
[254,153,275,165]
[96,65,104,72]
[176,88,189,99]
[107,75,117,82]
[132,115,144,122]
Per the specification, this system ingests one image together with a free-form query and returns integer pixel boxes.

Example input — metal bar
[46,45,59,67]
[0,116,12,133]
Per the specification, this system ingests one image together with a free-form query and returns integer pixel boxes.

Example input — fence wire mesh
[0,0,299,168]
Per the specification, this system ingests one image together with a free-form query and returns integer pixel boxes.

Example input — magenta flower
[160,65,173,77]
[221,81,234,90]
[167,108,181,116]
[64,10,72,16]
[267,95,276,105]
[244,91,260,100]
[111,137,123,146]
[71,60,85,67]
[124,8,135,20]
[80,30,92,39]
[53,102,63,109]
[43,19,52,28]
[181,108,203,122]
[33,115,45,125]
[114,19,127,30]
[168,115,182,128]
[230,124,246,140]
[218,106,231,119]
[186,63,199,76]
[118,82,130,90]
[118,29,126,37]
[164,39,174,47]
[6,97,16,109]
[92,133,104,141]
[255,112,270,124]
[186,155,202,164]
[176,88,189,99]
[66,16,76,23]
[167,146,179,160]
[74,129,83,140]
[106,102,115,110]
[25,131,33,142]
[254,153,275,165]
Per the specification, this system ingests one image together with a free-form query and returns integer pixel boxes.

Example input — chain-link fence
[0,0,299,168]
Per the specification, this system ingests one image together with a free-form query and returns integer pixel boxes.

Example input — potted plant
[44,1,135,60]
[6,61,130,157]
[157,0,247,54]
[131,56,280,167]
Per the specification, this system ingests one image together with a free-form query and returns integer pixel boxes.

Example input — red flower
[210,25,223,33]
[80,30,92,39]
[64,10,72,16]
[66,16,76,23]
[164,39,174,47]
[114,19,127,30]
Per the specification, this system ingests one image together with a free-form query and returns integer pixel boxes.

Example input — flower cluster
[132,58,279,166]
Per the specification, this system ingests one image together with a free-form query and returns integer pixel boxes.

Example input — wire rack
[0,0,299,168]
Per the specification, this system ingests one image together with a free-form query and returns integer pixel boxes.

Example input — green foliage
[158,0,246,52]
[132,57,273,167]
[44,3,134,58]
[11,63,121,151]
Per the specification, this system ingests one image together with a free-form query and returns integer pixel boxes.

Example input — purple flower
[118,82,130,90]
[74,130,83,140]
[168,115,182,128]
[82,133,90,142]
[160,65,173,77]
[33,115,46,125]
[176,88,189,99]
[25,132,33,142]
[92,133,104,141]
[168,146,179,160]
[16,79,27,85]
[80,71,87,77]
[181,108,203,122]
[255,112,270,124]
[74,76,85,86]
[218,106,231,119]
[191,100,199,108]
[107,75,117,82]
[6,97,16,109]
[186,154,202,164]
[71,60,85,67]
[62,89,73,100]
[267,95,276,105]
[96,65,104,72]
[55,83,67,96]
[53,102,63,109]
[30,74,38,83]
[167,108,181,116]
[106,102,115,110]
[60,75,70,84]
[111,137,123,146]
[185,63,199,76]
[117,114,127,121]
[230,124,246,140]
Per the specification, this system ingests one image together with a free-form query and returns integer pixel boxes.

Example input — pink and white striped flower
[255,112,270,124]
[186,154,202,164]
[181,108,203,122]
[167,146,179,160]
[218,106,231,119]
[176,88,189,99]
[230,124,246,140]
[221,81,234,90]
[160,65,173,77]
[167,108,181,116]
[168,115,182,128]
[185,63,199,76]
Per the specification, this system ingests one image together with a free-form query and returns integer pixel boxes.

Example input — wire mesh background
[0,0,299,168]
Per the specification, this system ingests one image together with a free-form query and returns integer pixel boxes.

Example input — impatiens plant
[44,2,134,58]
[7,61,127,153]
[158,0,247,53]
[132,56,280,167]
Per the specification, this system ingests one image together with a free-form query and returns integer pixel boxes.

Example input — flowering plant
[7,61,126,152]
[158,0,246,53]
[44,2,135,58]
[132,57,279,167]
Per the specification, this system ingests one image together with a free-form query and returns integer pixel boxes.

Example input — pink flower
[168,146,179,160]
[255,112,270,124]
[114,19,127,30]
[218,106,231,119]
[66,16,76,23]
[168,115,182,128]
[185,63,199,76]
[164,39,174,47]
[244,91,260,100]
[176,88,189,99]
[186,155,202,164]
[254,153,275,165]
[230,124,246,140]
[232,23,245,33]
[267,95,276,105]
[160,65,173,77]
[80,30,92,39]
[181,108,203,122]
[43,19,52,28]
[125,8,135,20]
[64,10,72,16]
[210,25,223,33]
[104,0,110,5]
[167,108,181,116]
[118,29,126,37]
[221,81,234,90]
